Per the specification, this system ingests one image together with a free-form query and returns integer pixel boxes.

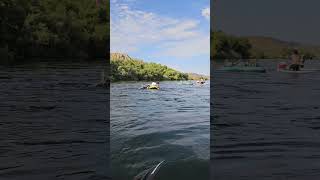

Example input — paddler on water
[151,82,160,88]
[196,78,205,84]
[289,49,302,71]
[200,78,205,84]
[142,81,160,89]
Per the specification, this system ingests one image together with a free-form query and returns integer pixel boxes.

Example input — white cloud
[201,7,210,20]
[111,2,209,58]
[159,36,210,58]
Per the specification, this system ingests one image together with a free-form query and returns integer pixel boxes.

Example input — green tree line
[110,57,189,82]
[211,31,317,60]
[0,0,109,64]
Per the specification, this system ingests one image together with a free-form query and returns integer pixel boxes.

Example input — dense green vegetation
[211,31,252,59]
[211,31,319,60]
[110,53,189,81]
[0,0,109,64]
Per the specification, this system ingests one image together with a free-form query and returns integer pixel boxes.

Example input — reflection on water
[111,81,209,180]
[212,60,320,180]
[0,62,109,180]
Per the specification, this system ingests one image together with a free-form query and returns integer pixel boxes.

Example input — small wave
[16,140,104,146]
[28,105,57,111]
[56,170,95,178]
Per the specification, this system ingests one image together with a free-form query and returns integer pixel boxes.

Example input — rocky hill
[246,36,320,58]
[110,53,133,61]
[187,73,210,80]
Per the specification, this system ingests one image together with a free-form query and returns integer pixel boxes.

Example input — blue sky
[111,0,210,75]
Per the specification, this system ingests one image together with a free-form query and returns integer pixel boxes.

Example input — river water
[3,59,319,180]
[212,60,320,180]
[0,61,109,180]
[111,81,210,180]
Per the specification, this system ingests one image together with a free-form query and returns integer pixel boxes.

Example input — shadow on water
[112,132,208,180]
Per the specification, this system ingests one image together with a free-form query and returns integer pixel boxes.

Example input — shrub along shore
[110,53,208,82]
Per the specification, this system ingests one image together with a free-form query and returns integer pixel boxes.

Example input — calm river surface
[212,60,320,180]
[0,61,109,180]
[111,81,210,180]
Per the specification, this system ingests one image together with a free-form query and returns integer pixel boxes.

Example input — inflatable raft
[277,63,320,73]
[147,85,159,90]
